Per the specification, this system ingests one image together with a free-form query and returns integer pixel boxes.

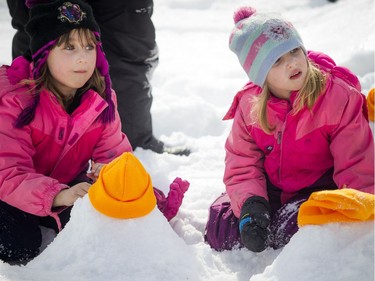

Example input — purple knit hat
[16,0,114,127]
[229,7,305,87]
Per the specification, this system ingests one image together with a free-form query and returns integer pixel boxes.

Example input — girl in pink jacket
[205,7,374,252]
[0,0,189,265]
[0,0,132,264]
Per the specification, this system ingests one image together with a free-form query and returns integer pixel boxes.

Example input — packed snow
[0,0,374,280]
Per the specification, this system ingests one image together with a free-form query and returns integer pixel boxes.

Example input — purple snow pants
[205,183,336,251]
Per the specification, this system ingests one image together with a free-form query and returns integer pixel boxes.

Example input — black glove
[239,196,271,252]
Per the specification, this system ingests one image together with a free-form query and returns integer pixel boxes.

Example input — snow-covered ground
[0,0,374,280]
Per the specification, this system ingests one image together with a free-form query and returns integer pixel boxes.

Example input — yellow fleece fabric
[297,188,374,227]
[88,152,156,219]
[367,88,374,121]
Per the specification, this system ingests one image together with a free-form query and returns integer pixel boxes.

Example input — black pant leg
[0,201,42,264]
[6,0,30,59]
[90,0,158,149]
[39,206,73,233]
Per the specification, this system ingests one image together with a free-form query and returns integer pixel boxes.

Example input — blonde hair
[22,28,105,109]
[250,59,326,134]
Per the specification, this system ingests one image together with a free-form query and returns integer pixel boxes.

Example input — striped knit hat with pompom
[16,0,114,127]
[229,7,305,87]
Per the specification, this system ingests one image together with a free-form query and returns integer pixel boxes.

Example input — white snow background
[0,0,374,280]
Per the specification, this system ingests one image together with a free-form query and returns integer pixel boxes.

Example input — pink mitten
[154,178,189,221]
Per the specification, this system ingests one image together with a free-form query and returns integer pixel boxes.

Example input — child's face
[265,48,307,100]
[46,29,97,97]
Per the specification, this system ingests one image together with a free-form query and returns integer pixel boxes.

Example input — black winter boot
[140,136,191,156]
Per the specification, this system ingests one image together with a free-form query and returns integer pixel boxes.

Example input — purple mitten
[162,178,189,221]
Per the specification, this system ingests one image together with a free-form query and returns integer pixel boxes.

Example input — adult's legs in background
[89,0,190,155]
[6,0,29,59]
[89,0,164,152]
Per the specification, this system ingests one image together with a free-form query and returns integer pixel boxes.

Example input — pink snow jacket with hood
[223,51,374,218]
[0,57,132,229]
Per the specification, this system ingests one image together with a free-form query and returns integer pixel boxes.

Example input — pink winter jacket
[224,51,375,218]
[0,57,132,229]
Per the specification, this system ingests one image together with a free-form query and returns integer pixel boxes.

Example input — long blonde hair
[250,59,326,134]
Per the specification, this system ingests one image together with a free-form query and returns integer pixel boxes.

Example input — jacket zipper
[58,127,64,140]
[277,102,291,182]
[50,118,73,176]
[277,130,282,181]
[277,131,282,144]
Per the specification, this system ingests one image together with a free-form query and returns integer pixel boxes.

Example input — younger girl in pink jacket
[205,7,374,252]
[0,0,188,265]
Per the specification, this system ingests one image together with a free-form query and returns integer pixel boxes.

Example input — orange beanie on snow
[297,188,374,227]
[88,152,156,219]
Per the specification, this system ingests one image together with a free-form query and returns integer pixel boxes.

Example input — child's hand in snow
[53,182,91,207]
[87,161,105,182]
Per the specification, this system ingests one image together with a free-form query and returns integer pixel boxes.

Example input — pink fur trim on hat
[233,7,257,23]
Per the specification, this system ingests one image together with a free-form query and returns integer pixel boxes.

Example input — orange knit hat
[88,152,156,219]
[367,88,374,121]
[297,188,374,227]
